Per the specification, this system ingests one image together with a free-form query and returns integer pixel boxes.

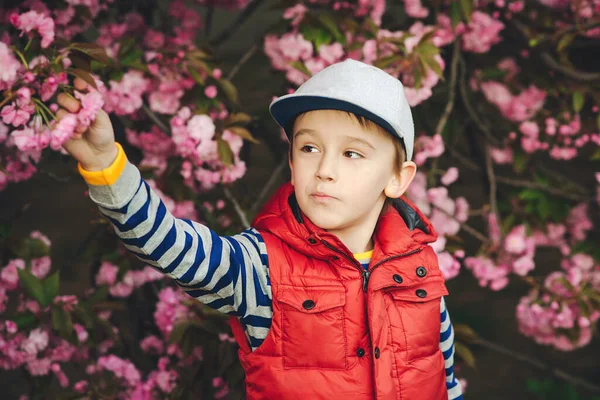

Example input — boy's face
[289,110,416,241]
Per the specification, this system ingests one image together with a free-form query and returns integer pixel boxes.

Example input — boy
[58,59,463,399]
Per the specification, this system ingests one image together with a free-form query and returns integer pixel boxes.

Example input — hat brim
[270,94,402,143]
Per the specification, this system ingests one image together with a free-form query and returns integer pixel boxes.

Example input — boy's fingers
[74,77,88,91]
[56,93,81,113]
[75,125,87,134]
[56,108,70,121]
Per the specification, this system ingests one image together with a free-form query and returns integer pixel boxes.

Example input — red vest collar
[252,183,438,262]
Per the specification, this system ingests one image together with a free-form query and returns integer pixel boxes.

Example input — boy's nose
[315,154,338,181]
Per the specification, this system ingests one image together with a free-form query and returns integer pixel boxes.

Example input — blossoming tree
[1,0,600,398]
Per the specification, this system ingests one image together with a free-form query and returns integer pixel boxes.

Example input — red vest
[230,183,449,400]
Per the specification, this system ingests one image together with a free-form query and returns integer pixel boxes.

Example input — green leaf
[422,55,445,80]
[518,189,542,200]
[373,55,397,70]
[65,68,98,89]
[455,342,476,369]
[52,307,74,339]
[416,42,440,58]
[119,48,143,68]
[12,312,37,330]
[216,79,239,104]
[316,13,345,44]
[591,147,600,161]
[69,54,92,72]
[597,113,600,131]
[70,42,111,65]
[289,60,312,77]
[227,126,259,144]
[225,112,252,126]
[217,137,234,166]
[187,66,205,86]
[557,33,575,52]
[43,271,60,303]
[168,321,190,344]
[300,25,331,49]
[459,0,474,23]
[17,268,46,306]
[572,91,585,113]
[513,151,528,174]
[449,2,462,28]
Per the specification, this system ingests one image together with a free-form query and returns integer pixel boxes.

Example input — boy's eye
[301,145,318,153]
[344,151,362,159]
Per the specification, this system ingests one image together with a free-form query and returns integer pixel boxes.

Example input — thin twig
[495,176,590,202]
[475,338,600,394]
[458,57,502,147]
[434,205,490,245]
[227,44,258,81]
[450,147,591,202]
[435,40,460,137]
[224,187,250,228]
[484,145,501,239]
[141,104,170,134]
[210,0,266,47]
[38,169,73,183]
[250,157,287,214]
[205,4,215,39]
[541,52,600,82]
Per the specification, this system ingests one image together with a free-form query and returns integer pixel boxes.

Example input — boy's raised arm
[57,80,271,321]
[79,143,271,318]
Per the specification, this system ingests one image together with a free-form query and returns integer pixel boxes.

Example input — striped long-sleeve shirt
[80,143,463,399]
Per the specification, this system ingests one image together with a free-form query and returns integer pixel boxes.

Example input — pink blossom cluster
[154,287,193,339]
[480,81,546,122]
[405,141,469,281]
[0,21,105,191]
[92,4,250,192]
[95,261,163,298]
[1,232,88,390]
[171,107,247,191]
[516,253,600,351]
[461,11,504,54]
[464,222,536,291]
[265,32,345,86]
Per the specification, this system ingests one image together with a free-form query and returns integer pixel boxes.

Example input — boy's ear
[384,161,417,199]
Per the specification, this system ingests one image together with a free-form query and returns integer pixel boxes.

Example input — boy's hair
[289,110,407,172]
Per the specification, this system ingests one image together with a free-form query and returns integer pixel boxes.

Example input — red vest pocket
[384,278,447,361]
[278,285,348,370]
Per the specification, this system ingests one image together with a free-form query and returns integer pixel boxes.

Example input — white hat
[269,58,415,160]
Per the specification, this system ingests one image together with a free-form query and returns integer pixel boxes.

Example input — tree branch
[435,40,460,137]
[209,0,266,47]
[224,187,250,228]
[541,52,600,82]
[250,156,287,214]
[484,144,501,239]
[458,57,502,147]
[141,104,170,134]
[475,337,600,394]
[227,43,258,81]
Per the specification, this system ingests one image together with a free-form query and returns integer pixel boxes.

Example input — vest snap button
[374,347,380,359]
[332,256,339,261]
[356,348,365,357]
[416,266,427,277]
[308,238,317,244]
[393,274,403,284]
[416,289,427,298]
[302,299,316,310]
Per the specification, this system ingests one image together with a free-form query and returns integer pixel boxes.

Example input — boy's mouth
[310,192,336,201]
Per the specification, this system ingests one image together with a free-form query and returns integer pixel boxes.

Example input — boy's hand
[57,77,118,171]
